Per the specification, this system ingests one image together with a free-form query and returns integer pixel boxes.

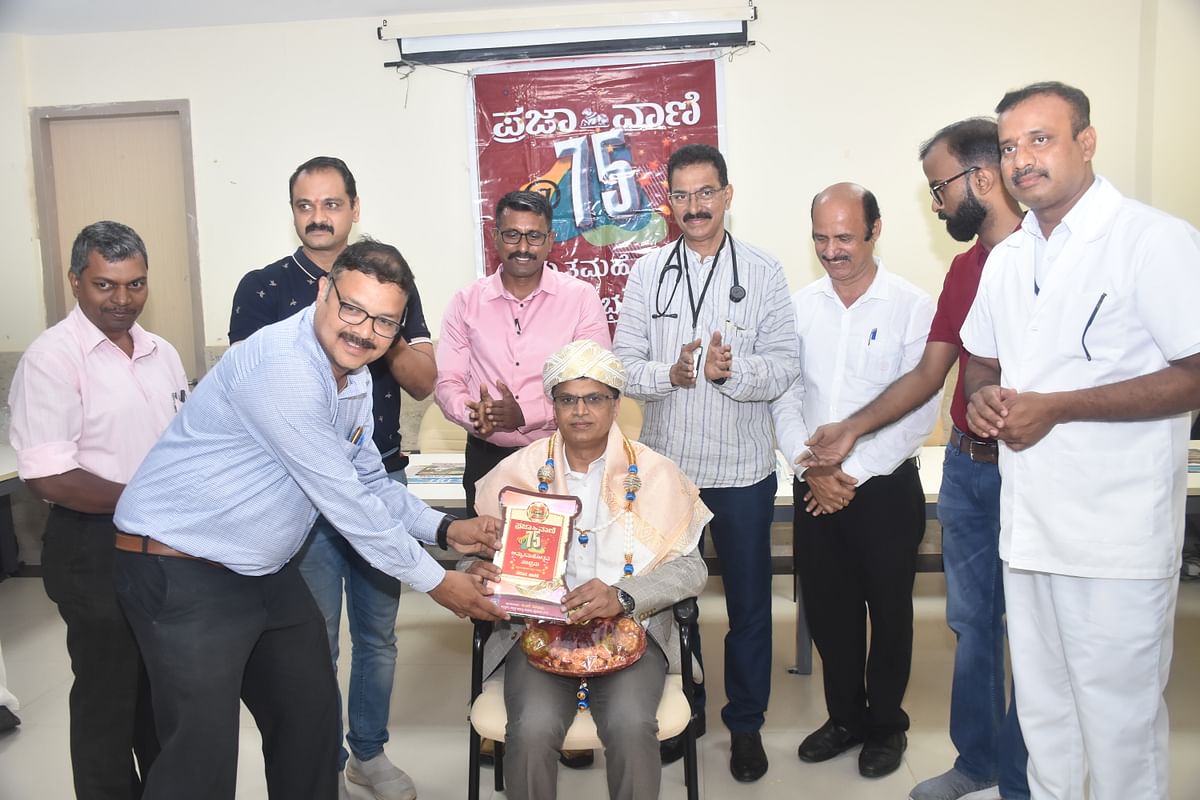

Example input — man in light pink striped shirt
[435,190,611,517]
[8,220,188,799]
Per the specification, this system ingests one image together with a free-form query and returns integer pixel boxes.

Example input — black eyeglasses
[498,228,549,246]
[552,392,617,409]
[329,279,403,338]
[929,167,981,205]
[666,185,727,205]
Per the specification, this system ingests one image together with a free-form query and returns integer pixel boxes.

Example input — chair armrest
[470,619,494,703]
[672,597,698,625]
[672,597,699,698]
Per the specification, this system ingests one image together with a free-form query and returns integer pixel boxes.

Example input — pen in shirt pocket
[349,426,365,446]
[868,328,878,346]
[171,388,187,412]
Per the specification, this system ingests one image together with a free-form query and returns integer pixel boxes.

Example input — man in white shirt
[772,183,938,779]
[961,81,1200,800]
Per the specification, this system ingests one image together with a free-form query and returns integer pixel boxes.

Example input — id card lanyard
[681,232,729,334]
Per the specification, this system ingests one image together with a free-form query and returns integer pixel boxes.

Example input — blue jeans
[938,440,1029,798]
[296,470,406,769]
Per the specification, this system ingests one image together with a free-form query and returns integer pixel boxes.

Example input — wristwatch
[436,514,456,551]
[616,587,636,616]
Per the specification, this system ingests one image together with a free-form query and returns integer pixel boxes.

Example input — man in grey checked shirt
[111,239,507,800]
[613,143,800,783]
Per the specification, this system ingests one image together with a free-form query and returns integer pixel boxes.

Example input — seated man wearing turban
[467,339,711,800]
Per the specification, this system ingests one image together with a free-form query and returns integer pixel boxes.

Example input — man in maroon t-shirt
[801,118,1029,800]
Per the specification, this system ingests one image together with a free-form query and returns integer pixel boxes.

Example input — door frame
[29,98,206,378]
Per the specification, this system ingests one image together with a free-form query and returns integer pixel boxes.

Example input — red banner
[470,56,722,329]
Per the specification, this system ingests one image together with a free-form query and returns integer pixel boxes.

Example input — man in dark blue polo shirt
[228,156,436,800]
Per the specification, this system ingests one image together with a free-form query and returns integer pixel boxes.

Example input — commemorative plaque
[490,486,581,621]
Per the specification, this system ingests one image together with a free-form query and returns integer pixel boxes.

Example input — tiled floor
[1,573,1198,799]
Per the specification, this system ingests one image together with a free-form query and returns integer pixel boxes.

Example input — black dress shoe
[660,708,706,765]
[559,749,594,769]
[797,719,864,763]
[729,732,768,782]
[858,731,906,778]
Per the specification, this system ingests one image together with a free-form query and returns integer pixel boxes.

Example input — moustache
[506,251,537,262]
[682,212,712,223]
[1012,166,1048,183]
[821,255,851,264]
[306,222,335,235]
[339,332,376,351]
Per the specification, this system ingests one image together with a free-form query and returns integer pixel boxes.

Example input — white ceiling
[0,0,614,35]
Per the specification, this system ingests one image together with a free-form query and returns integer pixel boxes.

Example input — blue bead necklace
[537,434,641,576]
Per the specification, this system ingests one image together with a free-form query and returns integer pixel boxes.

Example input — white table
[410,446,948,514]
[1,444,21,577]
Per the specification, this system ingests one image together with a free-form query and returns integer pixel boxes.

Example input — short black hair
[70,221,148,276]
[667,143,728,188]
[495,190,553,228]
[918,117,1001,169]
[328,237,415,297]
[996,81,1091,137]
[289,156,358,203]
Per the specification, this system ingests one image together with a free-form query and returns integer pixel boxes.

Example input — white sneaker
[345,752,418,800]
[910,767,1000,800]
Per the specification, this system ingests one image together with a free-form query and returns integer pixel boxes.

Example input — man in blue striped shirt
[112,239,506,800]
[613,144,801,782]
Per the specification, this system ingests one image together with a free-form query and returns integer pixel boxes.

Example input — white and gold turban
[542,339,627,396]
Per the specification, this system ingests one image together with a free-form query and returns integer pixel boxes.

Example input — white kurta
[961,176,1200,580]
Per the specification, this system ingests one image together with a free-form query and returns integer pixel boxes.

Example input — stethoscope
[651,231,745,325]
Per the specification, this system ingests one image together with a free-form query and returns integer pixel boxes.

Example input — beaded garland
[540,433,642,711]
[538,433,640,577]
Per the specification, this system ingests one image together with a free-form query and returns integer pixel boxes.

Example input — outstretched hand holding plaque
[490,486,580,621]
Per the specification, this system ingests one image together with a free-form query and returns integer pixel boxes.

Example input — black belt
[948,426,998,464]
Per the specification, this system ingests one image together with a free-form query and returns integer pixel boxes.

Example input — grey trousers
[503,643,667,800]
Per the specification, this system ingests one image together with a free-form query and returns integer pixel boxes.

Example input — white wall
[0,34,42,349]
[1150,0,1200,222]
[1,0,1196,351]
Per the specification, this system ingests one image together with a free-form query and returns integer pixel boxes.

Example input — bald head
[811,182,880,241]
[810,182,881,300]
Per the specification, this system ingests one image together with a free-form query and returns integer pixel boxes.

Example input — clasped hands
[966,385,1060,451]
[465,379,525,436]
[799,463,859,516]
[669,331,732,388]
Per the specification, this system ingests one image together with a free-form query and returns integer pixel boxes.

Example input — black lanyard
[681,232,728,332]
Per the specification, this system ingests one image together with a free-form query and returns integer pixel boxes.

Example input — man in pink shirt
[8,221,188,799]
[435,190,610,516]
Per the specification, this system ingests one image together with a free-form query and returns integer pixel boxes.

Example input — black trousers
[41,507,158,800]
[113,552,339,800]
[793,461,926,737]
[462,434,520,517]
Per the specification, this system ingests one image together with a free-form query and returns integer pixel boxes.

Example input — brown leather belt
[948,426,999,464]
[114,532,224,568]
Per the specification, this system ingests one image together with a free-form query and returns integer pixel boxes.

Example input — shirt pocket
[855,334,903,383]
[1055,287,1126,365]
[722,322,759,358]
